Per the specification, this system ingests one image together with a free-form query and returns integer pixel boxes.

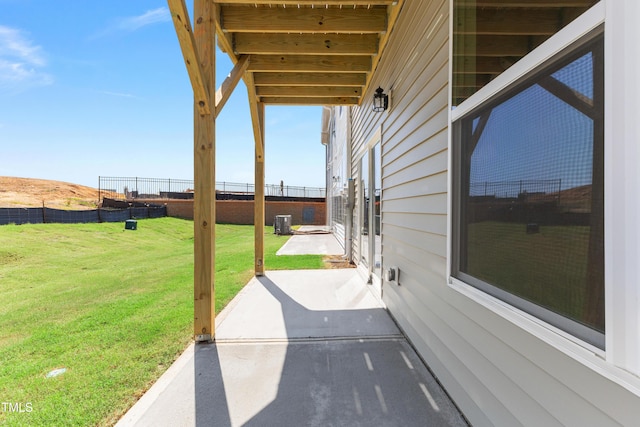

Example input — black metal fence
[466,179,591,226]
[0,205,167,226]
[469,179,563,199]
[98,176,326,201]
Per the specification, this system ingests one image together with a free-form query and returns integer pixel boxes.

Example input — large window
[453,31,604,348]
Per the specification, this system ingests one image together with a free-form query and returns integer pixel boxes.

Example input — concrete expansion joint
[213,334,406,345]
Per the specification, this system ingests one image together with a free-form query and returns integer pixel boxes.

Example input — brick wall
[141,199,326,225]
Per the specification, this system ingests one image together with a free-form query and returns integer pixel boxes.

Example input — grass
[0,218,324,426]
[64,198,98,209]
[466,221,591,322]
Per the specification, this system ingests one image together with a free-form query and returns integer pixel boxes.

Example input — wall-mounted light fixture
[372,87,389,112]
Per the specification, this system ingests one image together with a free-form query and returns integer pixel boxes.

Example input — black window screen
[453,32,604,348]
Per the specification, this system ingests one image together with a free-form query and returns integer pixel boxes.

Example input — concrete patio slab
[276,225,344,256]
[215,269,400,340]
[116,269,468,427]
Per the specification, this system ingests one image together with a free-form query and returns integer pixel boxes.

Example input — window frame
[452,31,605,348]
[448,0,640,390]
[448,2,608,354]
[446,0,640,398]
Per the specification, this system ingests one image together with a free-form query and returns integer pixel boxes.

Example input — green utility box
[125,220,137,230]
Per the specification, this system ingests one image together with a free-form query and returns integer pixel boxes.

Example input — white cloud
[92,7,171,38]
[118,7,171,31]
[99,90,140,99]
[0,25,53,93]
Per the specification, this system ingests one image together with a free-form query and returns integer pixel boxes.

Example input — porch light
[373,87,388,112]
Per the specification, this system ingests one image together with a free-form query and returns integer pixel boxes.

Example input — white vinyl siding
[333,223,345,249]
[344,0,640,425]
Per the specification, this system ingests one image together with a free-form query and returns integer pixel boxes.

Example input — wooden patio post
[193,0,216,341]
[254,102,265,276]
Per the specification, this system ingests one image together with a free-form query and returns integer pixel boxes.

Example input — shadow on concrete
[234,276,467,427]
[194,343,232,427]
[121,270,466,426]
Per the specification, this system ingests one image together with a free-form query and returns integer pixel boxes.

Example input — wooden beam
[260,96,360,105]
[246,72,264,161]
[220,6,387,33]
[167,0,211,116]
[362,0,405,105]
[538,75,596,119]
[454,56,512,74]
[452,72,493,88]
[256,86,362,98]
[454,35,535,57]
[470,110,492,154]
[234,33,379,56]
[215,54,250,118]
[214,4,235,58]
[454,8,562,35]
[192,0,216,342]
[253,72,367,87]
[244,65,265,279]
[254,102,265,276]
[214,0,395,4]
[456,0,595,7]
[248,55,371,73]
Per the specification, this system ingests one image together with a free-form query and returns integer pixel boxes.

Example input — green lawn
[465,221,591,322]
[0,218,323,426]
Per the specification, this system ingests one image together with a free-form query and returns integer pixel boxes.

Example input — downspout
[345,107,354,263]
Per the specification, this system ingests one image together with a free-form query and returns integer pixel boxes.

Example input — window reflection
[455,35,604,344]
[452,1,599,105]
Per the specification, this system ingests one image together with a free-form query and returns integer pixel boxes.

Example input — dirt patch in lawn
[323,255,355,269]
[0,176,103,210]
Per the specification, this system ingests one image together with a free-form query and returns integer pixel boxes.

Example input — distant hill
[0,177,100,210]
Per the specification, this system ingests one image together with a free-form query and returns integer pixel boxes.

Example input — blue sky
[469,51,595,197]
[0,1,326,189]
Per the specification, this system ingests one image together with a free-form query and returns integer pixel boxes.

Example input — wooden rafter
[214,4,235,56]
[253,72,367,87]
[248,55,371,73]
[234,33,379,56]
[213,0,396,4]
[455,8,562,36]
[211,0,404,107]
[457,0,595,6]
[220,6,387,34]
[363,0,405,100]
[256,86,362,98]
[259,97,360,106]
[453,35,540,57]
